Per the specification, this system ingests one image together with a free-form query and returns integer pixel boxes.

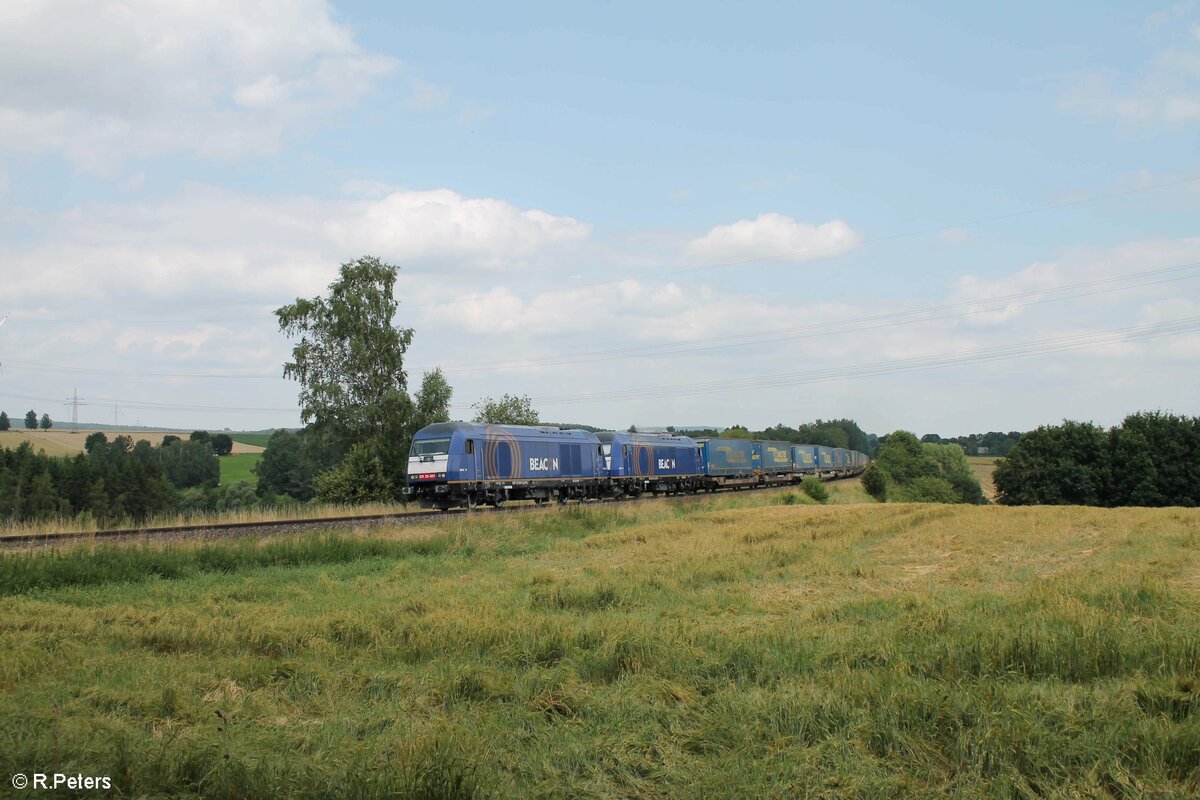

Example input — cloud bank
[0,0,397,171]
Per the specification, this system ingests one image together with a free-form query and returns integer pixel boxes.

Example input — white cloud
[683,213,860,264]
[0,0,398,171]
[1059,8,1200,129]
[325,189,592,271]
[0,184,593,309]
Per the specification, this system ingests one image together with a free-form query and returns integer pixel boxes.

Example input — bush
[861,463,888,501]
[893,476,960,503]
[866,431,984,505]
[874,431,938,485]
[314,443,394,504]
[256,429,321,501]
[215,482,257,512]
[926,443,986,504]
[800,476,829,503]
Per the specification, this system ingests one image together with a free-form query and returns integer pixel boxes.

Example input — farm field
[230,432,276,449]
[220,452,263,485]
[0,429,266,457]
[966,455,999,501]
[1,493,1198,798]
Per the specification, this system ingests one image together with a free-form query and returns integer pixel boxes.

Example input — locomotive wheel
[492,497,506,509]
[466,494,480,510]
[532,497,547,506]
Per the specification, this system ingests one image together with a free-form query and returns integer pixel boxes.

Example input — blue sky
[1,0,1198,434]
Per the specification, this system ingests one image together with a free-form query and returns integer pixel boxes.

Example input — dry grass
[0,428,266,456]
[0,501,420,540]
[967,455,999,501]
[2,495,1196,797]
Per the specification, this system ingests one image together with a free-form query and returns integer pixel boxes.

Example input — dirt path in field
[967,456,998,501]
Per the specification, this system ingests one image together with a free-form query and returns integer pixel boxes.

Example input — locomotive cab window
[411,438,451,456]
[466,440,474,454]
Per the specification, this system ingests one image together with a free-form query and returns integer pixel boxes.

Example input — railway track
[0,475,862,550]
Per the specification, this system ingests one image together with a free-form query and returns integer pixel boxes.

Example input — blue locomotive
[405,422,870,509]
[404,422,604,508]
[597,431,704,496]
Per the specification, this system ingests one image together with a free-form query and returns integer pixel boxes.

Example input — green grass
[229,432,275,448]
[220,452,262,485]
[2,495,1198,798]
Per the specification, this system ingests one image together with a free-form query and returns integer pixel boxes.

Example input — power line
[467,316,1200,408]
[404,173,1200,310]
[419,261,1200,374]
[5,173,1200,325]
[5,260,1199,382]
[0,389,297,416]
[64,388,86,432]
[4,317,1196,420]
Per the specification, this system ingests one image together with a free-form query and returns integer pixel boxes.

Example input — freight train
[404,422,869,510]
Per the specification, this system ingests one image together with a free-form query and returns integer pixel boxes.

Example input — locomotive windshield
[411,438,450,456]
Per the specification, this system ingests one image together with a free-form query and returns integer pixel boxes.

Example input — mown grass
[1,495,1197,798]
[219,452,262,485]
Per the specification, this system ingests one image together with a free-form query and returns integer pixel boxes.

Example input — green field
[229,432,275,448]
[219,452,262,485]
[2,489,1198,798]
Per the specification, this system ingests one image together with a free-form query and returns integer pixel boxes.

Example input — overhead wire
[418,261,1200,373]
[4,173,1200,325]
[453,316,1200,408]
[5,260,1200,381]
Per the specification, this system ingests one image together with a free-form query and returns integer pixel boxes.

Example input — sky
[0,0,1198,436]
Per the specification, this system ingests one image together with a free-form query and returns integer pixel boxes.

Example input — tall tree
[413,368,454,430]
[24,410,37,430]
[39,413,52,430]
[472,394,539,426]
[994,421,1112,506]
[210,433,234,456]
[255,429,320,500]
[276,255,419,487]
[0,411,9,431]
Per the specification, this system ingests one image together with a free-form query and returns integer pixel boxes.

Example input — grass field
[0,429,266,456]
[229,432,275,448]
[2,491,1198,798]
[220,452,263,485]
[967,455,999,501]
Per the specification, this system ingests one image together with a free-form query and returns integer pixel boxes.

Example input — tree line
[0,410,53,431]
[920,431,1022,456]
[994,411,1200,507]
[0,432,227,524]
[675,419,876,455]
